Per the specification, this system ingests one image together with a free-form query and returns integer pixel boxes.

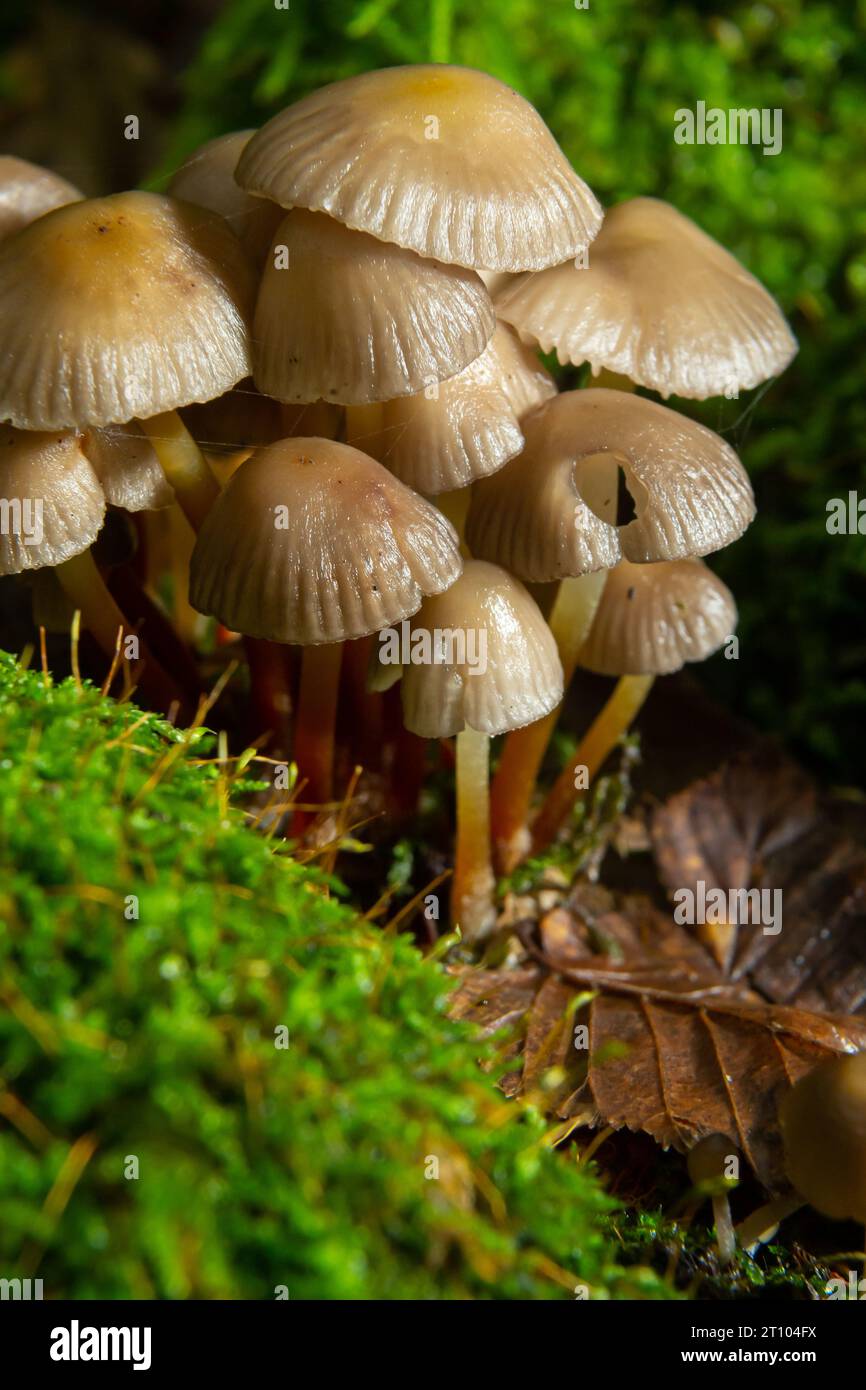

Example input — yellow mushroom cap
[189,437,463,644]
[236,65,602,273]
[466,389,755,581]
[82,423,174,512]
[168,131,282,265]
[496,198,798,399]
[0,155,81,241]
[0,191,256,430]
[355,324,555,494]
[578,559,736,676]
[781,1051,866,1223]
[0,425,104,573]
[399,559,564,738]
[253,208,494,405]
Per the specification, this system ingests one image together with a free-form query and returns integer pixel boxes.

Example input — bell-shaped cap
[0,191,256,430]
[578,558,736,676]
[0,155,81,240]
[398,558,563,738]
[168,131,282,264]
[236,65,602,272]
[82,423,174,512]
[354,325,555,493]
[0,425,104,573]
[496,198,797,399]
[466,389,755,581]
[253,209,494,404]
[190,437,462,644]
[781,1052,866,1223]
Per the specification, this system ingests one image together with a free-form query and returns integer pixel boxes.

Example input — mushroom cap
[466,389,755,581]
[82,423,174,512]
[0,155,81,241]
[355,324,555,493]
[168,131,282,264]
[180,379,285,456]
[189,437,463,644]
[399,558,563,738]
[253,208,494,405]
[578,558,736,676]
[0,425,105,573]
[0,190,256,430]
[496,197,798,399]
[780,1051,866,1222]
[235,65,602,272]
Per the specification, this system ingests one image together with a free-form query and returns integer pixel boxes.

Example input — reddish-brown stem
[244,636,293,754]
[294,642,343,807]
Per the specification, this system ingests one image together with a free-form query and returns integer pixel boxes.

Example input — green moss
[0,652,667,1299]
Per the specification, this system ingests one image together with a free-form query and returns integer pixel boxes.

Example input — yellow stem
[491,571,607,871]
[452,727,496,943]
[139,410,219,531]
[531,673,655,856]
[435,485,472,557]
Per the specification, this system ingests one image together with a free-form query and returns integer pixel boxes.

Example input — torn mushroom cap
[353,324,555,494]
[0,155,81,241]
[399,559,564,738]
[578,559,736,677]
[189,437,462,644]
[236,65,602,273]
[82,423,174,512]
[496,198,798,400]
[0,425,104,573]
[0,190,256,430]
[780,1051,866,1223]
[254,208,494,405]
[466,389,755,581]
[168,130,282,265]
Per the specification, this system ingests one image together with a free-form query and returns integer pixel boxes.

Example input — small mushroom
[781,1051,866,1237]
[190,436,462,801]
[399,559,563,940]
[82,424,175,513]
[687,1133,740,1266]
[235,64,602,272]
[531,558,737,855]
[496,196,798,399]
[253,208,494,405]
[0,155,81,241]
[168,130,282,265]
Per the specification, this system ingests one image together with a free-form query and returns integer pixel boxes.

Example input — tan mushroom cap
[82,423,174,512]
[466,389,755,581]
[236,65,602,273]
[0,155,82,241]
[168,131,282,264]
[352,324,555,493]
[0,425,104,573]
[781,1052,866,1223]
[496,198,798,400]
[578,558,736,676]
[253,208,494,405]
[189,436,463,644]
[0,190,256,430]
[399,559,563,738]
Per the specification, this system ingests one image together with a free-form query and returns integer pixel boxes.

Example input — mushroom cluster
[0,67,796,941]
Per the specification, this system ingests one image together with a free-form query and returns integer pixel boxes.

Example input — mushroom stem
[294,642,343,805]
[138,410,220,531]
[452,727,496,942]
[711,1193,737,1267]
[244,637,293,754]
[530,672,654,856]
[55,548,183,713]
[435,486,472,554]
[490,572,606,871]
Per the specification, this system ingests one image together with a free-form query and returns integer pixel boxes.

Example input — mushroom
[0,424,180,707]
[235,65,602,273]
[687,1134,740,1266]
[82,424,175,513]
[168,130,282,265]
[346,324,555,495]
[781,1051,866,1241]
[0,155,81,241]
[189,436,462,802]
[531,558,737,854]
[495,197,797,399]
[253,208,494,405]
[398,559,563,940]
[0,191,256,530]
[468,388,752,866]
